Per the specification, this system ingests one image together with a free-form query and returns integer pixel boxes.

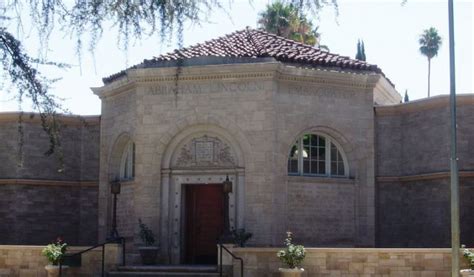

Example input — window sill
[287,175,354,184]
[120,179,135,186]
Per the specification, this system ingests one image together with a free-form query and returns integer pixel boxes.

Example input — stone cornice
[0,179,99,187]
[376,170,474,183]
[92,62,280,98]
[92,62,391,99]
[162,167,245,176]
[232,247,453,253]
[373,75,401,104]
[0,112,100,125]
[375,94,474,116]
[276,64,380,90]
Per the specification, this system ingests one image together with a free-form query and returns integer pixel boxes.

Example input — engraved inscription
[279,82,357,99]
[175,135,235,168]
[195,141,213,162]
[147,81,265,96]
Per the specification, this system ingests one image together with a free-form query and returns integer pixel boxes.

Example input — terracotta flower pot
[279,267,304,277]
[461,269,474,277]
[44,265,69,277]
[139,246,159,265]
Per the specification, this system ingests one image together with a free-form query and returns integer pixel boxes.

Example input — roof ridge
[244,27,263,56]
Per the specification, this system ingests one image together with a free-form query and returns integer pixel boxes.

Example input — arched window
[288,134,348,177]
[120,141,135,180]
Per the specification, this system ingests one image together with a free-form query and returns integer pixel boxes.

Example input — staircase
[107,265,228,277]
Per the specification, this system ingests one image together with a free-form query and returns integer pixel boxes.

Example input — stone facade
[92,60,400,263]
[0,113,100,246]
[0,55,473,268]
[0,244,121,277]
[227,247,469,277]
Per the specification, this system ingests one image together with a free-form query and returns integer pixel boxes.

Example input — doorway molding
[160,125,246,264]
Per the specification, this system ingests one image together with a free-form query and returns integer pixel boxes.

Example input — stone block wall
[96,63,396,257]
[97,89,138,244]
[116,182,136,246]
[274,71,381,247]
[0,113,100,246]
[287,177,356,246]
[0,244,121,277]
[96,64,281,252]
[230,247,468,277]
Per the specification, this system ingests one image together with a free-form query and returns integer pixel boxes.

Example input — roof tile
[103,27,386,84]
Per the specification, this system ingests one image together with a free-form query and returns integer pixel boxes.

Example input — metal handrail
[219,243,244,277]
[59,237,125,277]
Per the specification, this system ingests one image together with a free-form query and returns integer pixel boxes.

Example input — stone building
[0,28,473,264]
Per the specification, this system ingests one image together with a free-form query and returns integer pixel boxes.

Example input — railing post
[121,237,126,266]
[219,243,223,277]
[101,244,105,277]
[219,243,244,277]
[59,260,62,277]
[240,258,243,277]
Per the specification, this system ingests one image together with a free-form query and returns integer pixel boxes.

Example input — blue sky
[0,0,472,115]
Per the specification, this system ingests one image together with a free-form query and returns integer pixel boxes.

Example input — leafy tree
[356,40,361,60]
[1,0,337,164]
[355,39,366,61]
[419,27,442,98]
[258,2,299,38]
[258,1,332,48]
[404,90,409,103]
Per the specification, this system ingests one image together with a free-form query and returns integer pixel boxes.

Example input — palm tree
[419,27,442,97]
[258,2,324,48]
[258,2,299,38]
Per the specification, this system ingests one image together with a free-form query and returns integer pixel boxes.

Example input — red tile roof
[103,27,386,84]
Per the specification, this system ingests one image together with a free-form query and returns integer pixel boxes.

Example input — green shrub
[277,232,305,269]
[42,238,67,265]
[232,228,252,247]
[138,219,156,246]
[462,245,474,270]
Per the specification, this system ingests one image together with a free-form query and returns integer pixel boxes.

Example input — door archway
[160,126,245,264]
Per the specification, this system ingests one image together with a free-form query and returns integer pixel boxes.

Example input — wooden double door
[185,184,224,264]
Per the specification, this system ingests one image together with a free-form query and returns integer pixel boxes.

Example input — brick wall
[375,96,474,176]
[0,113,100,246]
[375,95,474,247]
[0,183,97,246]
[0,115,100,181]
[377,178,474,247]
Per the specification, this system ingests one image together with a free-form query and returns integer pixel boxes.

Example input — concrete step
[108,265,227,277]
[107,272,222,277]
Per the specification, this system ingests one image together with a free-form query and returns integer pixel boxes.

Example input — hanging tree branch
[0,28,65,170]
[0,0,338,169]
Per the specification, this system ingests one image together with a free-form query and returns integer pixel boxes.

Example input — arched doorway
[160,128,245,264]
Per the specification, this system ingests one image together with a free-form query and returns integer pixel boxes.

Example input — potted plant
[231,228,252,247]
[42,237,68,277]
[461,245,474,276]
[277,232,306,277]
[138,219,159,265]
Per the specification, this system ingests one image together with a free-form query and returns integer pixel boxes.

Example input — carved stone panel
[175,135,235,168]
